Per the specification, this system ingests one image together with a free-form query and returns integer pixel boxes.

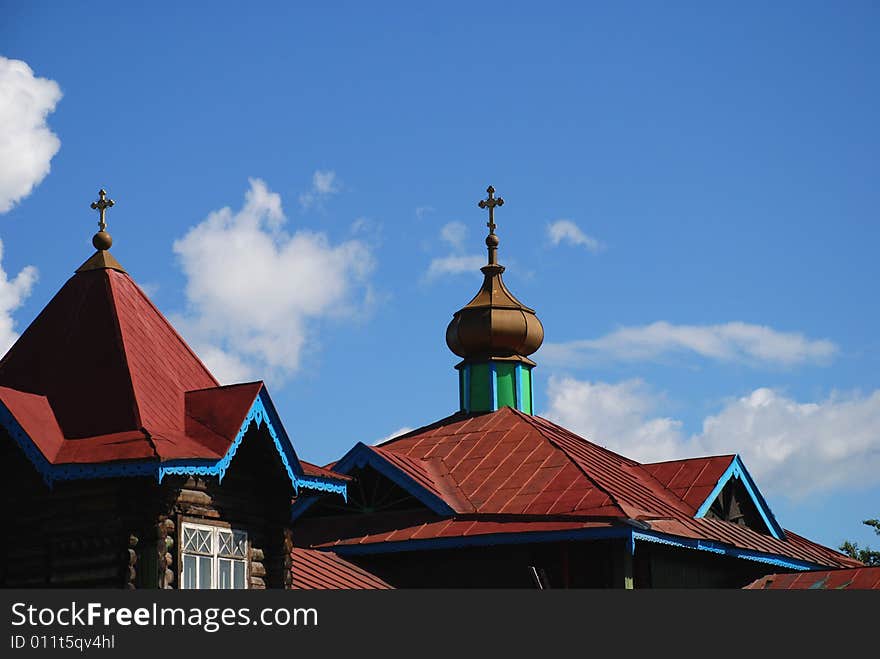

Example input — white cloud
[547,219,603,253]
[427,254,485,279]
[298,169,340,209]
[173,178,375,384]
[426,221,484,279]
[544,377,686,464]
[440,221,467,251]
[374,426,414,445]
[542,321,837,368]
[544,375,880,499]
[695,387,880,499]
[0,238,38,355]
[0,56,62,213]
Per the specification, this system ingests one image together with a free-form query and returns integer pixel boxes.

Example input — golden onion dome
[445,186,544,362]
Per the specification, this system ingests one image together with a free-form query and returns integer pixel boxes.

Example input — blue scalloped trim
[0,390,347,501]
[631,530,819,571]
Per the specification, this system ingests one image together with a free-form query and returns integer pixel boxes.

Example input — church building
[0,187,860,589]
[290,186,861,588]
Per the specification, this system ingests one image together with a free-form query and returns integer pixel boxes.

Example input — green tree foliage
[839,519,880,566]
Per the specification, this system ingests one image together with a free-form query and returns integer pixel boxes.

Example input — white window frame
[180,521,248,590]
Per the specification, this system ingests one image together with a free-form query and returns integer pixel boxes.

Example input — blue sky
[1,1,878,551]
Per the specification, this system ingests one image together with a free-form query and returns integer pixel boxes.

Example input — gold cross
[478,185,504,234]
[90,189,115,232]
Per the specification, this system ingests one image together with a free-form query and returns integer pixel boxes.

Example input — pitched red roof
[374,408,701,519]
[641,455,736,514]
[0,267,217,440]
[647,519,860,569]
[314,518,618,549]
[308,407,854,569]
[0,263,308,479]
[290,547,392,589]
[300,460,352,481]
[744,566,879,589]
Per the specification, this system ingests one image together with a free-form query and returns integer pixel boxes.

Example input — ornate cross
[478,185,504,234]
[90,189,115,232]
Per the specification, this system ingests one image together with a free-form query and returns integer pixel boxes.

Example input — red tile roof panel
[0,386,67,459]
[314,518,618,548]
[646,518,860,568]
[0,266,324,484]
[290,547,392,589]
[642,455,736,513]
[743,567,880,590]
[300,460,352,481]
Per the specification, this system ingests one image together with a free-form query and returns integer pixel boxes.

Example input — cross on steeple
[478,185,504,235]
[90,189,115,232]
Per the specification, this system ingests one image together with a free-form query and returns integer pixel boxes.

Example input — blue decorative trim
[515,362,523,413]
[0,390,347,501]
[631,530,819,571]
[324,526,631,556]
[490,362,498,411]
[693,455,784,540]
[297,475,349,498]
[529,366,534,413]
[462,364,470,413]
[290,441,456,521]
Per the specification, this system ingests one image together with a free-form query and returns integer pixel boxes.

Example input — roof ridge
[102,271,143,429]
[373,411,475,448]
[527,410,639,465]
[518,409,694,518]
[512,409,630,517]
[618,461,698,517]
[428,455,478,513]
[114,271,219,387]
[138,425,160,460]
[642,453,737,467]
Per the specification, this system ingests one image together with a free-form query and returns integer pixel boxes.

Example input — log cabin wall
[1,431,162,589]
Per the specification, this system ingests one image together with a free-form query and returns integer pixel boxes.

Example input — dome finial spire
[478,185,504,265]
[89,188,115,251]
[76,187,126,273]
[446,184,543,415]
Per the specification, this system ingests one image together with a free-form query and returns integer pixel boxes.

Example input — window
[180,522,247,589]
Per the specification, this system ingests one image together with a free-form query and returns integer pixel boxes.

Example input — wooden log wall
[1,433,161,588]
[2,422,301,590]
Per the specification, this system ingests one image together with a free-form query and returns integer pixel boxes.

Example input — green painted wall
[469,362,491,411]
[521,367,532,414]
[458,368,465,411]
[496,362,516,409]
[459,361,535,414]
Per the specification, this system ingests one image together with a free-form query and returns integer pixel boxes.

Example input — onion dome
[446,186,544,362]
[446,186,543,415]
[445,260,544,360]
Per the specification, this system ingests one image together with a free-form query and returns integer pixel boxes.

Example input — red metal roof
[314,518,617,548]
[290,547,392,589]
[300,460,352,481]
[0,266,281,470]
[377,409,625,517]
[312,407,855,568]
[646,518,860,568]
[641,455,736,514]
[744,566,880,589]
